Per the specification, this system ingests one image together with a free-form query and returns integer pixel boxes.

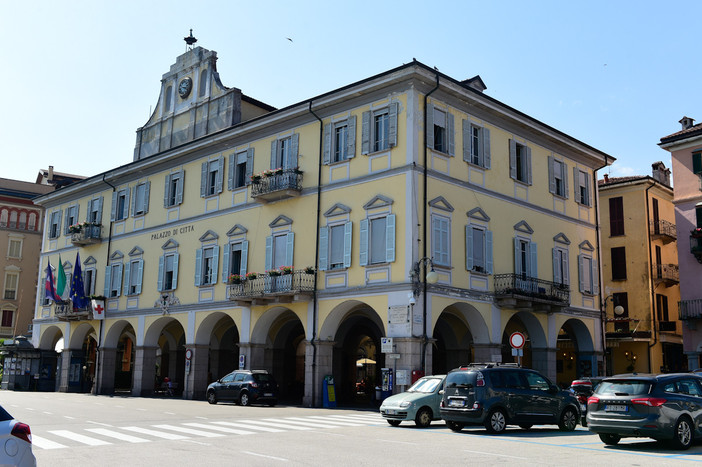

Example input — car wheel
[387,420,401,427]
[599,433,621,446]
[670,417,693,450]
[446,421,464,432]
[239,391,250,406]
[484,409,507,434]
[206,390,217,405]
[558,407,578,431]
[519,424,532,430]
[414,408,432,428]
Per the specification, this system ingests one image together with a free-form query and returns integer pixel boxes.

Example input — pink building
[659,116,702,369]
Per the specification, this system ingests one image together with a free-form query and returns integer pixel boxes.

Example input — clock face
[178,77,192,98]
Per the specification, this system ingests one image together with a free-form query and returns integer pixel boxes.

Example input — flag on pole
[69,252,88,309]
[43,262,60,302]
[56,254,66,299]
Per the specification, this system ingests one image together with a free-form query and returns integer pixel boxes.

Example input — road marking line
[63,415,75,420]
[212,421,283,433]
[49,430,112,446]
[121,426,188,440]
[303,416,361,426]
[242,451,288,462]
[152,424,224,437]
[85,428,149,443]
[182,439,211,446]
[463,449,528,460]
[31,435,68,450]
[195,416,208,419]
[43,411,52,415]
[184,422,255,435]
[238,419,313,430]
[279,418,339,428]
[86,420,113,427]
[164,412,176,415]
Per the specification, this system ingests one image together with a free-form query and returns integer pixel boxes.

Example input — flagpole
[93,319,103,396]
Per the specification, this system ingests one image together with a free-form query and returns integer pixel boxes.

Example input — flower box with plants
[267,269,282,277]
[245,272,258,280]
[228,274,243,284]
[279,266,293,275]
[304,266,315,274]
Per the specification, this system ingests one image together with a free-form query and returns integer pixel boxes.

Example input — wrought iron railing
[54,300,92,320]
[70,224,102,245]
[680,299,702,320]
[228,270,314,300]
[651,263,679,283]
[649,219,677,239]
[251,169,302,198]
[493,273,570,304]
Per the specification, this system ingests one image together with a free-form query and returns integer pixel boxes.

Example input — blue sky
[2,1,699,183]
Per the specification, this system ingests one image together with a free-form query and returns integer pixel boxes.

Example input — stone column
[184,344,209,400]
[239,343,266,370]
[57,350,71,392]
[531,347,557,382]
[96,347,117,395]
[385,337,424,393]
[303,340,334,407]
[473,343,504,364]
[132,346,158,397]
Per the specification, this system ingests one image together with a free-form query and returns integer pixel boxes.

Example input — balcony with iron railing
[53,300,97,321]
[227,270,314,304]
[680,298,702,320]
[649,219,676,243]
[70,223,102,246]
[651,263,679,286]
[493,274,570,312]
[250,169,303,203]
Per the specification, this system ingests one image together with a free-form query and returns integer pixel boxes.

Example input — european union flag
[70,252,88,309]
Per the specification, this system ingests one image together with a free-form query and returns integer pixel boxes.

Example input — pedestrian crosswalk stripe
[183,422,255,435]
[303,416,363,426]
[48,430,112,446]
[326,414,384,424]
[121,426,188,440]
[237,419,313,430]
[212,421,284,433]
[152,424,225,438]
[279,418,340,428]
[85,428,149,443]
[31,435,67,450]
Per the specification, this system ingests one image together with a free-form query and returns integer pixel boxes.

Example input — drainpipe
[645,182,658,373]
[594,156,610,376]
[308,101,323,407]
[421,72,440,374]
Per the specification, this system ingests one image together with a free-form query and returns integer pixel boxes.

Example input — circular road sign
[509,332,525,349]
[185,349,193,360]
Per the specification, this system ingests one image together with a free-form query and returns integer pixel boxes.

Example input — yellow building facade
[598,165,683,375]
[32,44,611,405]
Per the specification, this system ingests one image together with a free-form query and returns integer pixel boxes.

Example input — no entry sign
[509,332,525,349]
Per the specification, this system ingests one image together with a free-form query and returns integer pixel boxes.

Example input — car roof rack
[457,362,521,369]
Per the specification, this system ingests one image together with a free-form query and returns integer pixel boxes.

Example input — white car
[0,405,36,467]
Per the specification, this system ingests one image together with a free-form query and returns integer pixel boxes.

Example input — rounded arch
[502,311,547,348]
[143,316,186,347]
[194,311,238,346]
[559,318,594,353]
[431,302,490,345]
[251,306,305,344]
[320,300,385,341]
[67,322,98,350]
[38,324,64,350]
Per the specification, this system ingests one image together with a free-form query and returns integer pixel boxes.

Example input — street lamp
[411,257,439,296]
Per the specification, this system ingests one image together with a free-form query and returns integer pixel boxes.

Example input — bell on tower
[184,29,197,51]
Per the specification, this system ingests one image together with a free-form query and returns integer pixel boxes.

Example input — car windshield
[446,372,475,388]
[253,373,274,383]
[595,380,651,396]
[407,377,441,393]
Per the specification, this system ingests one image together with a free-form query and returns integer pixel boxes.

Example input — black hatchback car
[440,363,580,434]
[206,370,278,406]
[587,373,702,449]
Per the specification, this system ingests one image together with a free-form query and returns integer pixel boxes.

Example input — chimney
[48,166,54,183]
[603,174,609,183]
[651,161,671,186]
[679,116,695,130]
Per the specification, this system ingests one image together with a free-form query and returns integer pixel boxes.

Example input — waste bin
[375,386,382,401]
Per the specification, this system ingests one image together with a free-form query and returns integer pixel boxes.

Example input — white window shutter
[164,174,172,207]
[111,192,118,221]
[285,232,295,266]
[573,167,579,201]
[323,124,332,165]
[222,244,230,283]
[176,171,184,205]
[319,227,329,271]
[200,162,208,197]
[136,259,143,294]
[343,221,353,268]
[584,175,591,206]
[465,225,473,270]
[385,214,396,263]
[359,219,369,266]
[483,128,491,169]
[447,112,455,156]
[115,264,123,297]
[361,111,371,154]
[215,156,224,194]
[130,186,137,217]
[548,156,556,194]
[212,246,219,284]
[530,242,538,278]
[388,102,398,148]
[246,148,254,185]
[227,154,235,190]
[578,254,585,293]
[104,265,112,297]
[124,261,131,294]
[194,248,203,286]
[509,139,517,180]
[486,230,493,275]
[157,256,164,291]
[172,253,179,289]
[426,103,435,149]
[526,146,532,185]
[513,237,521,275]
[563,250,570,285]
[270,140,278,169]
[347,115,356,158]
[553,248,561,284]
[265,235,273,271]
[240,241,248,277]
[462,120,470,163]
[563,163,569,199]
[591,258,599,295]
[290,134,299,169]
[96,197,103,223]
[143,182,151,214]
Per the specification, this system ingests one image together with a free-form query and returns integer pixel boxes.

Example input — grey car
[586,373,702,449]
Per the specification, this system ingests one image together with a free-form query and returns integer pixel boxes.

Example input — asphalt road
[2,391,701,466]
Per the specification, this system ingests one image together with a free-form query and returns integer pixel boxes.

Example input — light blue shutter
[290,134,299,169]
[526,146,532,185]
[584,174,591,206]
[122,190,130,220]
[509,140,517,180]
[240,241,248,276]
[270,140,278,169]
[462,120,470,163]
[195,248,203,286]
[124,261,131,294]
[347,115,356,158]
[563,250,570,285]
[426,103,434,149]
[359,219,369,266]
[483,128,491,169]
[361,111,371,154]
[319,227,329,271]
[131,186,138,217]
[486,230,493,274]
[465,225,473,270]
[385,214,396,263]
[96,197,103,223]
[157,256,164,292]
[227,154,235,190]
[323,124,331,165]
[514,237,521,275]
[143,182,150,214]
[215,156,224,194]
[136,259,143,294]
[164,173,172,207]
[212,246,219,284]
[530,242,538,278]
[222,244,230,283]
[176,170,184,205]
[285,232,295,266]
[563,162,569,199]
[246,148,254,185]
[573,167,579,201]
[111,192,118,221]
[343,221,352,268]
[553,249,561,284]
[115,264,123,297]
[388,102,398,148]
[200,161,208,197]
[172,253,179,289]
[104,265,112,297]
[447,112,455,156]
[578,254,585,293]
[591,258,599,295]
[548,156,555,194]
[265,236,273,271]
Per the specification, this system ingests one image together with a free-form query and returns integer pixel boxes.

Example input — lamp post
[603,295,625,376]
[411,257,439,374]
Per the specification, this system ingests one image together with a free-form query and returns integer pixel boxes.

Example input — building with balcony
[660,117,702,369]
[597,163,682,374]
[31,38,612,403]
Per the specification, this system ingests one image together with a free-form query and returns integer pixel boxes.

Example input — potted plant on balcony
[304,266,315,274]
[250,173,262,184]
[228,274,243,284]
[68,223,83,234]
[293,167,303,175]
[280,266,293,275]
[245,272,258,280]
[274,167,284,175]
[263,169,275,178]
[267,269,281,277]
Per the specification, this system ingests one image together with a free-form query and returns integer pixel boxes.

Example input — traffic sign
[509,332,525,349]
[381,337,393,353]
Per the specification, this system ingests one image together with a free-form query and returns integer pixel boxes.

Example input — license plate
[448,399,465,408]
[264,393,273,397]
[579,403,587,412]
[386,409,395,415]
[605,404,628,412]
